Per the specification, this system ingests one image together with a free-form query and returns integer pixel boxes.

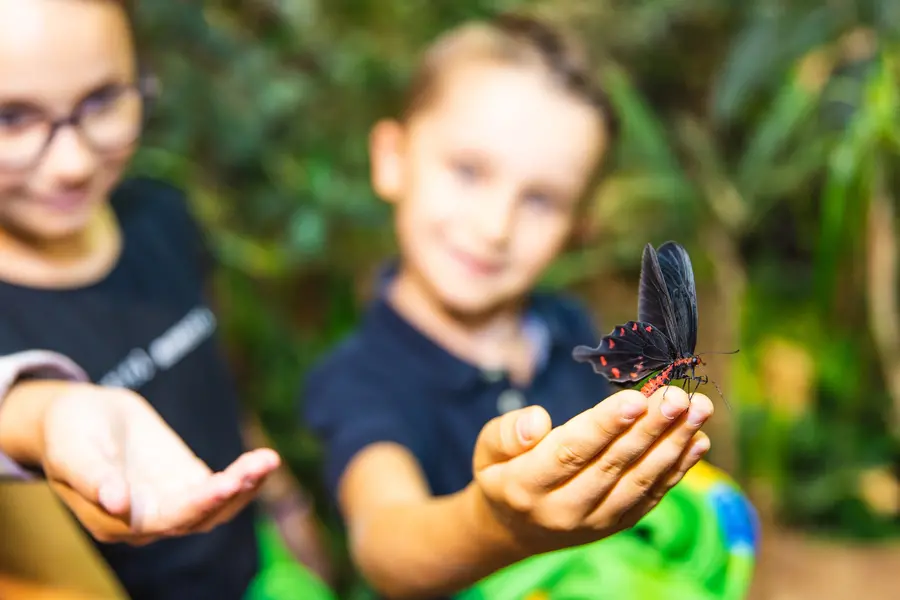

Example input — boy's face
[0,0,138,243]
[372,60,606,316]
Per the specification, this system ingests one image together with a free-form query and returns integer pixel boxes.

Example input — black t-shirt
[0,177,259,600]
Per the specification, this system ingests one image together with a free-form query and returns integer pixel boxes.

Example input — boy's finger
[588,395,712,519]
[648,386,694,423]
[524,390,647,491]
[616,431,710,527]
[580,386,693,479]
[473,405,551,472]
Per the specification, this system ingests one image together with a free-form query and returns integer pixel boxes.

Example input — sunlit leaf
[736,49,834,202]
[601,64,681,174]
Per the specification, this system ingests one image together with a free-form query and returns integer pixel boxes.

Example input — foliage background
[128,0,900,595]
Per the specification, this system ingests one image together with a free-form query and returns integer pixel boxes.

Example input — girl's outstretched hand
[35,382,279,545]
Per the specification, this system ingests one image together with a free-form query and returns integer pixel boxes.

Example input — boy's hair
[402,13,619,142]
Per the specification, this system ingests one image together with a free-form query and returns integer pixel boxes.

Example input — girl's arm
[0,351,88,473]
[0,352,280,546]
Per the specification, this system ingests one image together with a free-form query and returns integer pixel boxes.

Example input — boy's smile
[372,60,607,318]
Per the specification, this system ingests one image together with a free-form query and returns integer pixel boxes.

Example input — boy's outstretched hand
[3,381,280,546]
[472,386,712,554]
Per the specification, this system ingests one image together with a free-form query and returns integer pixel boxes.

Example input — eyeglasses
[0,74,159,172]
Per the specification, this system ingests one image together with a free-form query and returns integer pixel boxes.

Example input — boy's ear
[369,119,405,204]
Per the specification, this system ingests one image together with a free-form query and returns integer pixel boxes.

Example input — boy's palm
[473,387,712,553]
[41,386,279,545]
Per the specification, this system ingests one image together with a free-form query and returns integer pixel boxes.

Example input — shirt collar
[364,259,573,391]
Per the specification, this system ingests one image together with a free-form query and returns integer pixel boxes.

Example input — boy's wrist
[462,482,529,566]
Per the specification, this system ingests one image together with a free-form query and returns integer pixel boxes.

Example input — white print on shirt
[98,306,217,390]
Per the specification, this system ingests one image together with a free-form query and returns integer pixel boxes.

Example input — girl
[0,1,331,599]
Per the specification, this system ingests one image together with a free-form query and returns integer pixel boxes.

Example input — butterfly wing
[637,243,679,353]
[656,241,699,355]
[573,321,671,383]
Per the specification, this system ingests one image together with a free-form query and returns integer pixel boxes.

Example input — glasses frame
[0,71,160,173]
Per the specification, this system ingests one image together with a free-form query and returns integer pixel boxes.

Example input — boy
[303,14,732,600]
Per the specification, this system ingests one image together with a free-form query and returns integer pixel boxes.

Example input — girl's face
[0,0,140,243]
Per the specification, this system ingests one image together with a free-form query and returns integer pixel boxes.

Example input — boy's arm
[339,442,526,600]
[303,364,530,598]
[336,390,712,600]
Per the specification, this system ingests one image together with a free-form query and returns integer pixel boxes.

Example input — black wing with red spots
[637,243,679,350]
[572,321,671,383]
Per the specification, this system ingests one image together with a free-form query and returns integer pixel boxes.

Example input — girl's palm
[42,387,279,544]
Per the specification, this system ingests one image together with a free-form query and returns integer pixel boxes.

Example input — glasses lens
[0,113,51,171]
[80,86,143,152]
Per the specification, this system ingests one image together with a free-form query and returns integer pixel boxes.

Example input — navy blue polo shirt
[302,273,613,503]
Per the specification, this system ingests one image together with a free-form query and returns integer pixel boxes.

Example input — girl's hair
[402,13,618,142]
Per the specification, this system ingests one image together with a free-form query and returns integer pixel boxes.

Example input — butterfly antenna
[710,378,733,413]
[696,349,741,356]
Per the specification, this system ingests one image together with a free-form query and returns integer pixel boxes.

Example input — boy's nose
[472,193,517,247]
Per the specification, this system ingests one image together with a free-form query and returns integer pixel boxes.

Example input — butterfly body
[640,355,704,397]
[573,241,714,398]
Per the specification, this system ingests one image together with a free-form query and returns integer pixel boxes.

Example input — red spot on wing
[608,339,616,349]
[630,372,638,379]
[620,327,625,335]
[611,367,621,378]
[645,326,653,332]
[600,356,607,366]
[632,323,638,331]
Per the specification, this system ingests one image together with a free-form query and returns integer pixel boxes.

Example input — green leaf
[601,64,681,174]
[736,52,832,202]
[712,9,784,123]
[674,115,748,232]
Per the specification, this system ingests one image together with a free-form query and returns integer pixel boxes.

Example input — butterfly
[573,241,732,399]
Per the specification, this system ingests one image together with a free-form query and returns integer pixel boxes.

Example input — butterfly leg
[683,364,702,402]
[688,374,705,402]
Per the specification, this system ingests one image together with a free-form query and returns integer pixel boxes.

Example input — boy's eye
[523,189,557,209]
[451,160,483,183]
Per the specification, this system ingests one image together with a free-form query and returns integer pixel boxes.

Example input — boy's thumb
[473,405,551,472]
